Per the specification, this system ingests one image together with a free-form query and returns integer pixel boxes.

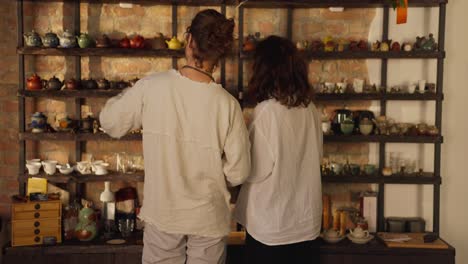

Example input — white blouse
[234,99,323,246]
[100,70,251,237]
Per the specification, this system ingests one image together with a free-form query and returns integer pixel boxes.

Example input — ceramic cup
[93,162,109,175]
[26,162,41,175]
[322,121,331,134]
[41,160,58,175]
[418,80,426,93]
[353,79,364,93]
[408,84,416,94]
[26,159,41,164]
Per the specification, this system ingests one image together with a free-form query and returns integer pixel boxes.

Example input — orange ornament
[397,0,408,24]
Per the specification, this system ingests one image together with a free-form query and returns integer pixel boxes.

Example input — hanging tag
[397,0,408,24]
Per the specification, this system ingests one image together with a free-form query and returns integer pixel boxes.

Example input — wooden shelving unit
[16,0,447,235]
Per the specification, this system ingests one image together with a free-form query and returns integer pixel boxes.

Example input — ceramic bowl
[340,123,354,135]
[57,164,74,175]
[359,124,373,135]
[26,162,41,175]
[323,235,345,244]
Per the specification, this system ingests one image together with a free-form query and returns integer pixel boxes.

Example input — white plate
[106,239,126,245]
[347,234,374,244]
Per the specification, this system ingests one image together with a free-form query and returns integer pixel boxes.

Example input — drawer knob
[34,221,40,227]
[34,204,41,210]
[34,236,40,243]
[34,212,40,218]
[34,229,40,235]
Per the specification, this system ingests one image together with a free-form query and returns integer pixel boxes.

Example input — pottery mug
[26,162,42,175]
[41,160,58,175]
[408,84,416,94]
[353,79,364,93]
[418,80,426,93]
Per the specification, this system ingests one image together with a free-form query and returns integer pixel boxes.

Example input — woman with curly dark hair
[234,36,323,264]
[100,9,250,264]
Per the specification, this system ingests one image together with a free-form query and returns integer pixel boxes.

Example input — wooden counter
[3,232,455,264]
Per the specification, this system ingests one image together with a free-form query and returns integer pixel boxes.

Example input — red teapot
[119,36,130,48]
[27,74,42,90]
[130,35,145,49]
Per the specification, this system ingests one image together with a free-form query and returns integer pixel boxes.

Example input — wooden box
[11,200,62,247]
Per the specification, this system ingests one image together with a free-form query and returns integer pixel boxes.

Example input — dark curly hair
[186,9,235,68]
[247,36,313,108]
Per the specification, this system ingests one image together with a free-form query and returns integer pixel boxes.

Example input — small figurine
[323,36,335,52]
[380,40,391,52]
[371,40,380,51]
[93,120,99,134]
[402,43,412,52]
[391,41,401,51]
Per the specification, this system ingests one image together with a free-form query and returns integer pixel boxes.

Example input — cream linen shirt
[100,70,251,238]
[234,99,323,245]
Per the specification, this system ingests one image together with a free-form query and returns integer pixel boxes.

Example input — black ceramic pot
[331,109,352,134]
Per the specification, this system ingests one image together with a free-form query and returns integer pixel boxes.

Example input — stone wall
[0,2,376,219]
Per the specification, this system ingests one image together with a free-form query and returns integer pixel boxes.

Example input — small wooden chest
[11,200,62,247]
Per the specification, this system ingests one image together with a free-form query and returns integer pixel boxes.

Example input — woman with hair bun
[100,9,250,264]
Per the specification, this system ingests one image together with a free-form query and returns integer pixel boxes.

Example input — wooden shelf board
[322,173,441,185]
[19,132,142,141]
[18,47,185,57]
[324,134,443,143]
[74,171,145,183]
[19,89,122,98]
[241,50,445,60]
[315,93,443,101]
[18,172,71,184]
[239,0,447,8]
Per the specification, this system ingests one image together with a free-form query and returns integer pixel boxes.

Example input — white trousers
[142,223,226,264]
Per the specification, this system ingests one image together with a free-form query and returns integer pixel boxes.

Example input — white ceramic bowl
[57,165,74,175]
[26,163,41,175]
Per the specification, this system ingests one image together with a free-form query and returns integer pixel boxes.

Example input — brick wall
[0,3,376,219]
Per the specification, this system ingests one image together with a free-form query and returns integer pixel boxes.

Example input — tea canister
[31,112,47,133]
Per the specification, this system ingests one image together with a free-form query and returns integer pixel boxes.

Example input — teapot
[324,229,341,239]
[76,33,93,48]
[75,203,98,241]
[349,226,369,239]
[64,78,79,90]
[41,160,58,175]
[59,29,77,48]
[30,112,47,133]
[27,73,43,90]
[130,34,145,49]
[23,30,42,47]
[95,34,111,48]
[166,36,182,50]
[97,78,110,90]
[119,36,131,48]
[81,78,98,90]
[42,31,59,48]
[153,33,167,49]
[43,76,62,90]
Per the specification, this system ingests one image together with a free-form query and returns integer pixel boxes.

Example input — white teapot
[349,226,370,239]
[324,229,341,239]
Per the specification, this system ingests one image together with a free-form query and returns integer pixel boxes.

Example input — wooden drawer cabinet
[11,200,62,247]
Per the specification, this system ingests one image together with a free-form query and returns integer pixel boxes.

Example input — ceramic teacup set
[25,159,109,176]
[322,227,374,244]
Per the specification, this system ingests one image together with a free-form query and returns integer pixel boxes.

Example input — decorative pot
[27,73,43,90]
[23,30,42,47]
[59,29,77,48]
[42,31,60,48]
[76,33,93,48]
[31,112,47,133]
[43,76,62,90]
[75,204,98,241]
